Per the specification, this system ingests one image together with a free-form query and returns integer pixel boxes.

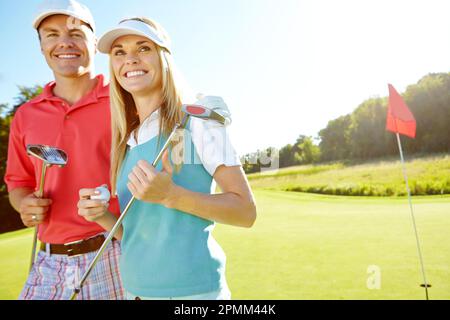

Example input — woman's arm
[166,165,256,227]
[93,211,123,240]
[127,151,257,228]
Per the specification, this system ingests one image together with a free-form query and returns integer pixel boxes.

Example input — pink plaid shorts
[19,236,125,300]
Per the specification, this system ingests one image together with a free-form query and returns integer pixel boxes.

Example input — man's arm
[9,187,34,212]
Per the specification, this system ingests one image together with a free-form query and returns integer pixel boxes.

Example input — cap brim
[97,27,170,54]
[33,10,95,32]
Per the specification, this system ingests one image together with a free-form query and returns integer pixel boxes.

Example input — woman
[77,17,256,300]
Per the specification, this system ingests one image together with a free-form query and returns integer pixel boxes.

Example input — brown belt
[40,234,114,257]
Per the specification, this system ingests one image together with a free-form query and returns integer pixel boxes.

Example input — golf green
[1,190,449,299]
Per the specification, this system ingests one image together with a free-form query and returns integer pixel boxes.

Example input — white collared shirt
[127,109,241,177]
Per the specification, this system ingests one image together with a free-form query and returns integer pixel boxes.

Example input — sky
[1,0,450,156]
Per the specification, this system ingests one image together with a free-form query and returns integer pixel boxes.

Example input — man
[4,0,125,300]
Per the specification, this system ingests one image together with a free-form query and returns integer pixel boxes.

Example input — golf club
[181,104,227,125]
[70,104,227,300]
[26,145,68,273]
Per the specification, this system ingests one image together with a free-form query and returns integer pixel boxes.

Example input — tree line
[0,86,43,233]
[242,72,450,173]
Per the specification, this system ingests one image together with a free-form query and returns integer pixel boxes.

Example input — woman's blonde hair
[109,17,183,195]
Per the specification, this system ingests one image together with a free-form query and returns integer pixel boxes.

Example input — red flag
[386,84,416,138]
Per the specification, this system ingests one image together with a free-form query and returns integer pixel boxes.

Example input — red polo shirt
[4,74,120,244]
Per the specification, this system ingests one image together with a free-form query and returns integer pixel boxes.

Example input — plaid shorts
[19,236,125,300]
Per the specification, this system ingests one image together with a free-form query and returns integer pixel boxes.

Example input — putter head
[26,144,68,167]
[181,104,228,126]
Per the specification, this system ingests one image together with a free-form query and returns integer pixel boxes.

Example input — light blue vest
[117,129,228,297]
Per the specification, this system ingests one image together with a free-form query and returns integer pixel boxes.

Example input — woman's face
[110,34,162,96]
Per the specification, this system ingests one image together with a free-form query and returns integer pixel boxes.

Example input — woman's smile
[123,70,148,78]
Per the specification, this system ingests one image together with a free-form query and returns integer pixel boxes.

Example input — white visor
[97,19,171,54]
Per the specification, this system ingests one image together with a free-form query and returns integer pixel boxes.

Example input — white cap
[98,18,171,54]
[33,0,96,33]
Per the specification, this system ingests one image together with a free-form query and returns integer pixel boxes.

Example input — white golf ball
[91,186,111,202]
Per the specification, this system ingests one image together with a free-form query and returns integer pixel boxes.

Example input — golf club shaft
[29,164,48,273]
[396,133,429,300]
[69,196,135,300]
[29,228,38,273]
[37,164,48,198]
[70,121,186,300]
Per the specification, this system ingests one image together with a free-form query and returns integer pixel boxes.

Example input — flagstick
[395,133,430,300]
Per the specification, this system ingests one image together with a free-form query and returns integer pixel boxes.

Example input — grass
[1,190,449,299]
[247,154,450,196]
[0,228,33,299]
[214,190,450,299]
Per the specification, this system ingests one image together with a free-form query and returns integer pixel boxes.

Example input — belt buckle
[64,239,84,257]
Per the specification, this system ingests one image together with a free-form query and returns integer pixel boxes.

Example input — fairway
[1,190,449,300]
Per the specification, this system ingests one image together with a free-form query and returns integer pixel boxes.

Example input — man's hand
[18,193,52,227]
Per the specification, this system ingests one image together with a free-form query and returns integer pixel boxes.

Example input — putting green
[1,190,449,299]
[215,190,450,299]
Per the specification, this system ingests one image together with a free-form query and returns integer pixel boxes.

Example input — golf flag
[386,84,429,299]
[386,84,416,138]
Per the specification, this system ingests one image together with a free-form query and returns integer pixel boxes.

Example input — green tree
[0,85,43,233]
[303,137,321,164]
[348,97,391,160]
[319,115,352,161]
[403,73,450,154]
[279,144,294,168]
[8,85,43,116]
[293,135,321,164]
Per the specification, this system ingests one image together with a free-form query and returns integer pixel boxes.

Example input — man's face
[38,14,96,78]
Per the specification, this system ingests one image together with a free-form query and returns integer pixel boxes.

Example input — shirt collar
[31,81,55,104]
[127,108,161,148]
[30,74,108,105]
[95,74,109,99]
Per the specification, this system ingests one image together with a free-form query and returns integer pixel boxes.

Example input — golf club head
[195,94,232,126]
[26,144,68,167]
[181,104,228,125]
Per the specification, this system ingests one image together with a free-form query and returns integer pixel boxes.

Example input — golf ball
[90,186,111,202]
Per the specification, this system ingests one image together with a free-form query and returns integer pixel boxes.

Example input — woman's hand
[77,187,110,222]
[127,150,175,205]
